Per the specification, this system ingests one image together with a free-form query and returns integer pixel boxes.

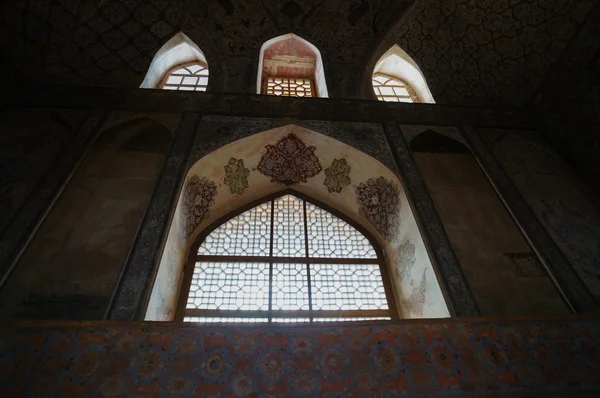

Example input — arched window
[372,45,435,103]
[177,192,396,323]
[257,33,328,98]
[372,73,420,103]
[141,32,209,91]
[159,62,209,91]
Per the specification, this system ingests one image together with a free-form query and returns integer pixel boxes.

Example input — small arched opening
[257,33,328,98]
[140,32,209,91]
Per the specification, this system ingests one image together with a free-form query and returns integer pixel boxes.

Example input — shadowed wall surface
[0,119,171,320]
[412,132,568,316]
[0,316,599,397]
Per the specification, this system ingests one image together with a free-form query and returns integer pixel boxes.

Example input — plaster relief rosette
[324,158,351,193]
[257,133,322,185]
[181,175,217,238]
[355,176,401,240]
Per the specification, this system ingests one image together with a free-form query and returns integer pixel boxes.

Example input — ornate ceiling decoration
[0,0,596,106]
[370,0,596,106]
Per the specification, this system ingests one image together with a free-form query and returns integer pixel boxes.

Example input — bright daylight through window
[179,194,394,323]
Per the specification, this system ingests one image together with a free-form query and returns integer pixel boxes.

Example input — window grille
[263,77,314,97]
[372,73,420,103]
[178,193,397,323]
[160,62,209,91]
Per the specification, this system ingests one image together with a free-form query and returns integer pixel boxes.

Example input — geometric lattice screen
[160,62,209,92]
[372,73,420,103]
[263,77,314,97]
[181,194,394,323]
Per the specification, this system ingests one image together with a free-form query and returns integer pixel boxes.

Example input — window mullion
[268,200,275,323]
[303,200,313,322]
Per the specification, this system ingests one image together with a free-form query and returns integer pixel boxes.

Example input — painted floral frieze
[181,175,217,238]
[224,157,250,195]
[257,133,322,185]
[355,176,401,240]
[324,158,351,193]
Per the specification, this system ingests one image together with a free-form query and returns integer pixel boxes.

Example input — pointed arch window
[160,62,209,91]
[177,192,396,323]
[372,73,420,103]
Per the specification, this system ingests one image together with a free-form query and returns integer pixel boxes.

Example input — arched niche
[0,118,173,320]
[372,45,435,103]
[146,125,450,321]
[140,32,209,89]
[409,130,569,316]
[257,33,328,98]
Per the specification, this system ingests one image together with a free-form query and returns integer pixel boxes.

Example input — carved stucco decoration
[368,0,596,106]
[257,133,322,185]
[355,176,401,240]
[223,157,250,195]
[394,239,416,281]
[402,269,428,317]
[5,0,594,104]
[324,158,351,193]
[181,175,217,238]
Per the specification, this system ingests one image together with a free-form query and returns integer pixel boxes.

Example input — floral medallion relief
[223,158,250,195]
[324,158,351,193]
[402,269,428,317]
[355,177,401,240]
[257,133,322,185]
[394,240,416,281]
[181,175,218,239]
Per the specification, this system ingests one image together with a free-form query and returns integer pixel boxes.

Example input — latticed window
[263,77,314,97]
[160,62,209,91]
[177,193,397,323]
[372,73,420,103]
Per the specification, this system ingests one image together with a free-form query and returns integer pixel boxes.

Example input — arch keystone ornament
[356,177,401,240]
[257,133,322,185]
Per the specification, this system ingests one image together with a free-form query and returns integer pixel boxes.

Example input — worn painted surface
[414,149,569,316]
[482,129,600,305]
[0,118,172,319]
[0,316,599,397]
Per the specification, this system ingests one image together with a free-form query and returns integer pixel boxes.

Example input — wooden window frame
[159,61,209,91]
[175,189,400,322]
[262,76,316,97]
[372,72,420,103]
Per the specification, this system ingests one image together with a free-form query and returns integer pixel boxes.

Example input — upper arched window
[159,62,209,91]
[177,192,396,323]
[373,73,420,103]
[141,32,209,91]
[257,34,328,98]
[372,45,435,103]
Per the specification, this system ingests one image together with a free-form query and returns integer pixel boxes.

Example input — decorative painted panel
[181,176,218,239]
[355,177,401,241]
[257,133,322,185]
[1,318,599,397]
[323,158,351,193]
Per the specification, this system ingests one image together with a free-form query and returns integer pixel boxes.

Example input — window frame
[372,72,421,103]
[262,76,316,97]
[158,61,209,91]
[175,189,400,322]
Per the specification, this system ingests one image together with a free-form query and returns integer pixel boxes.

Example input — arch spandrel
[146,125,450,322]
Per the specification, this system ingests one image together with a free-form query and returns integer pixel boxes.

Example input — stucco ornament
[324,158,351,193]
[181,175,217,238]
[395,239,416,281]
[223,157,250,195]
[257,133,322,185]
[355,177,401,240]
